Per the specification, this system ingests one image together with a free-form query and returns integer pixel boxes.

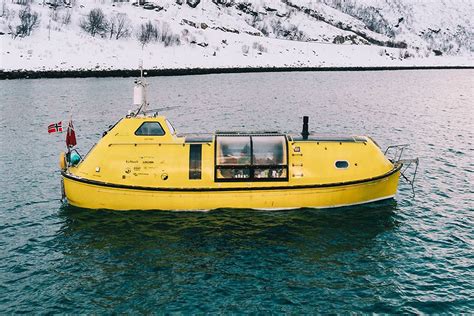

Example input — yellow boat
[60,72,418,211]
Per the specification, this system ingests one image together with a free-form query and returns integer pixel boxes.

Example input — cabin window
[252,136,287,179]
[215,135,288,181]
[252,136,286,166]
[335,160,349,169]
[216,136,251,165]
[135,122,165,136]
[189,144,202,180]
[216,136,251,180]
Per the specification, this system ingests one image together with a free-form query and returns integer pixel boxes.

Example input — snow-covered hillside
[0,0,472,72]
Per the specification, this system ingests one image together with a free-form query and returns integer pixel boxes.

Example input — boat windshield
[135,122,165,136]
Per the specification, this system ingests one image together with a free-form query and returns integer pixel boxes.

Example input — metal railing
[385,144,419,194]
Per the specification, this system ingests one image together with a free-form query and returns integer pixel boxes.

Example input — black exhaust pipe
[302,116,309,140]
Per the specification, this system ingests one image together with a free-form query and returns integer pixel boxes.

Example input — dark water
[1,70,473,313]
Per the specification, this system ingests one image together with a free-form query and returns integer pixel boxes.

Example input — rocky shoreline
[1,65,473,80]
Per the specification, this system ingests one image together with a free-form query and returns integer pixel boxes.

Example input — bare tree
[1,0,8,18]
[108,14,115,39]
[80,8,108,37]
[137,20,180,48]
[15,0,32,5]
[137,20,158,47]
[252,41,267,53]
[9,6,39,38]
[1,1,17,22]
[160,21,180,46]
[49,8,58,21]
[61,9,71,25]
[109,13,131,39]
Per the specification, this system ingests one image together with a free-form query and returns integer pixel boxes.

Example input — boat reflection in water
[57,200,399,259]
[53,201,400,311]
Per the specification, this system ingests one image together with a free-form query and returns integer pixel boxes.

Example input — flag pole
[67,109,72,154]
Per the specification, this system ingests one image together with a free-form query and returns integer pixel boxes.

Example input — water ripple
[0,70,473,313]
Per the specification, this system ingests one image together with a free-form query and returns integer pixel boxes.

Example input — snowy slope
[0,0,472,72]
[321,0,473,54]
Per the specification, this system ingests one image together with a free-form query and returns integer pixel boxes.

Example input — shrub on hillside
[212,0,234,6]
[1,2,9,19]
[399,49,413,59]
[137,20,158,47]
[252,41,267,53]
[321,0,397,37]
[159,22,180,46]
[14,0,32,5]
[186,0,200,8]
[49,8,59,22]
[61,9,72,25]
[48,7,71,25]
[108,13,131,39]
[80,8,108,37]
[137,20,180,48]
[9,6,39,38]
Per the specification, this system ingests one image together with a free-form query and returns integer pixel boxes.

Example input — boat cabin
[68,115,394,193]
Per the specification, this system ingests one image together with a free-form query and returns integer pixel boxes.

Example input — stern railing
[385,144,419,194]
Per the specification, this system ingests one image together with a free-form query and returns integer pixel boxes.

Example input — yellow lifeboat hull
[62,166,401,211]
[61,116,407,211]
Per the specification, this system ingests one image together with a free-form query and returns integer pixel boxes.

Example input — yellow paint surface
[63,116,401,210]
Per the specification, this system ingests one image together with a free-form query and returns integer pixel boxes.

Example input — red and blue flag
[48,122,63,134]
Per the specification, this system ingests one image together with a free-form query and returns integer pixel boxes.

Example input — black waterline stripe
[61,164,401,192]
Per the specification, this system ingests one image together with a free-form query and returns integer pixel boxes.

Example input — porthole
[335,160,349,169]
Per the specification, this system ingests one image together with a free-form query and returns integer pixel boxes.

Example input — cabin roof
[215,131,284,136]
[290,135,367,142]
[182,134,213,143]
[180,132,367,143]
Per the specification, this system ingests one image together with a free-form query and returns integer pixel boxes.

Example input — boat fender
[70,151,81,166]
[59,152,67,170]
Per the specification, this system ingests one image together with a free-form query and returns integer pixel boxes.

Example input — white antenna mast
[133,60,149,115]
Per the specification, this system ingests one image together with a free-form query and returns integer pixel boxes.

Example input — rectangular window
[215,135,288,182]
[216,136,251,165]
[189,144,202,180]
[252,136,287,166]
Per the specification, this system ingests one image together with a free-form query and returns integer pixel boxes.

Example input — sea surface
[0,70,473,313]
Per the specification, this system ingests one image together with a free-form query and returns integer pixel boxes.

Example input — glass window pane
[216,136,251,165]
[189,144,202,179]
[254,167,287,179]
[216,167,250,179]
[335,160,349,169]
[135,122,165,136]
[252,136,287,166]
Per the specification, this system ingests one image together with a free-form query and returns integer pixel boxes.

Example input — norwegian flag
[48,122,63,134]
[66,120,77,148]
